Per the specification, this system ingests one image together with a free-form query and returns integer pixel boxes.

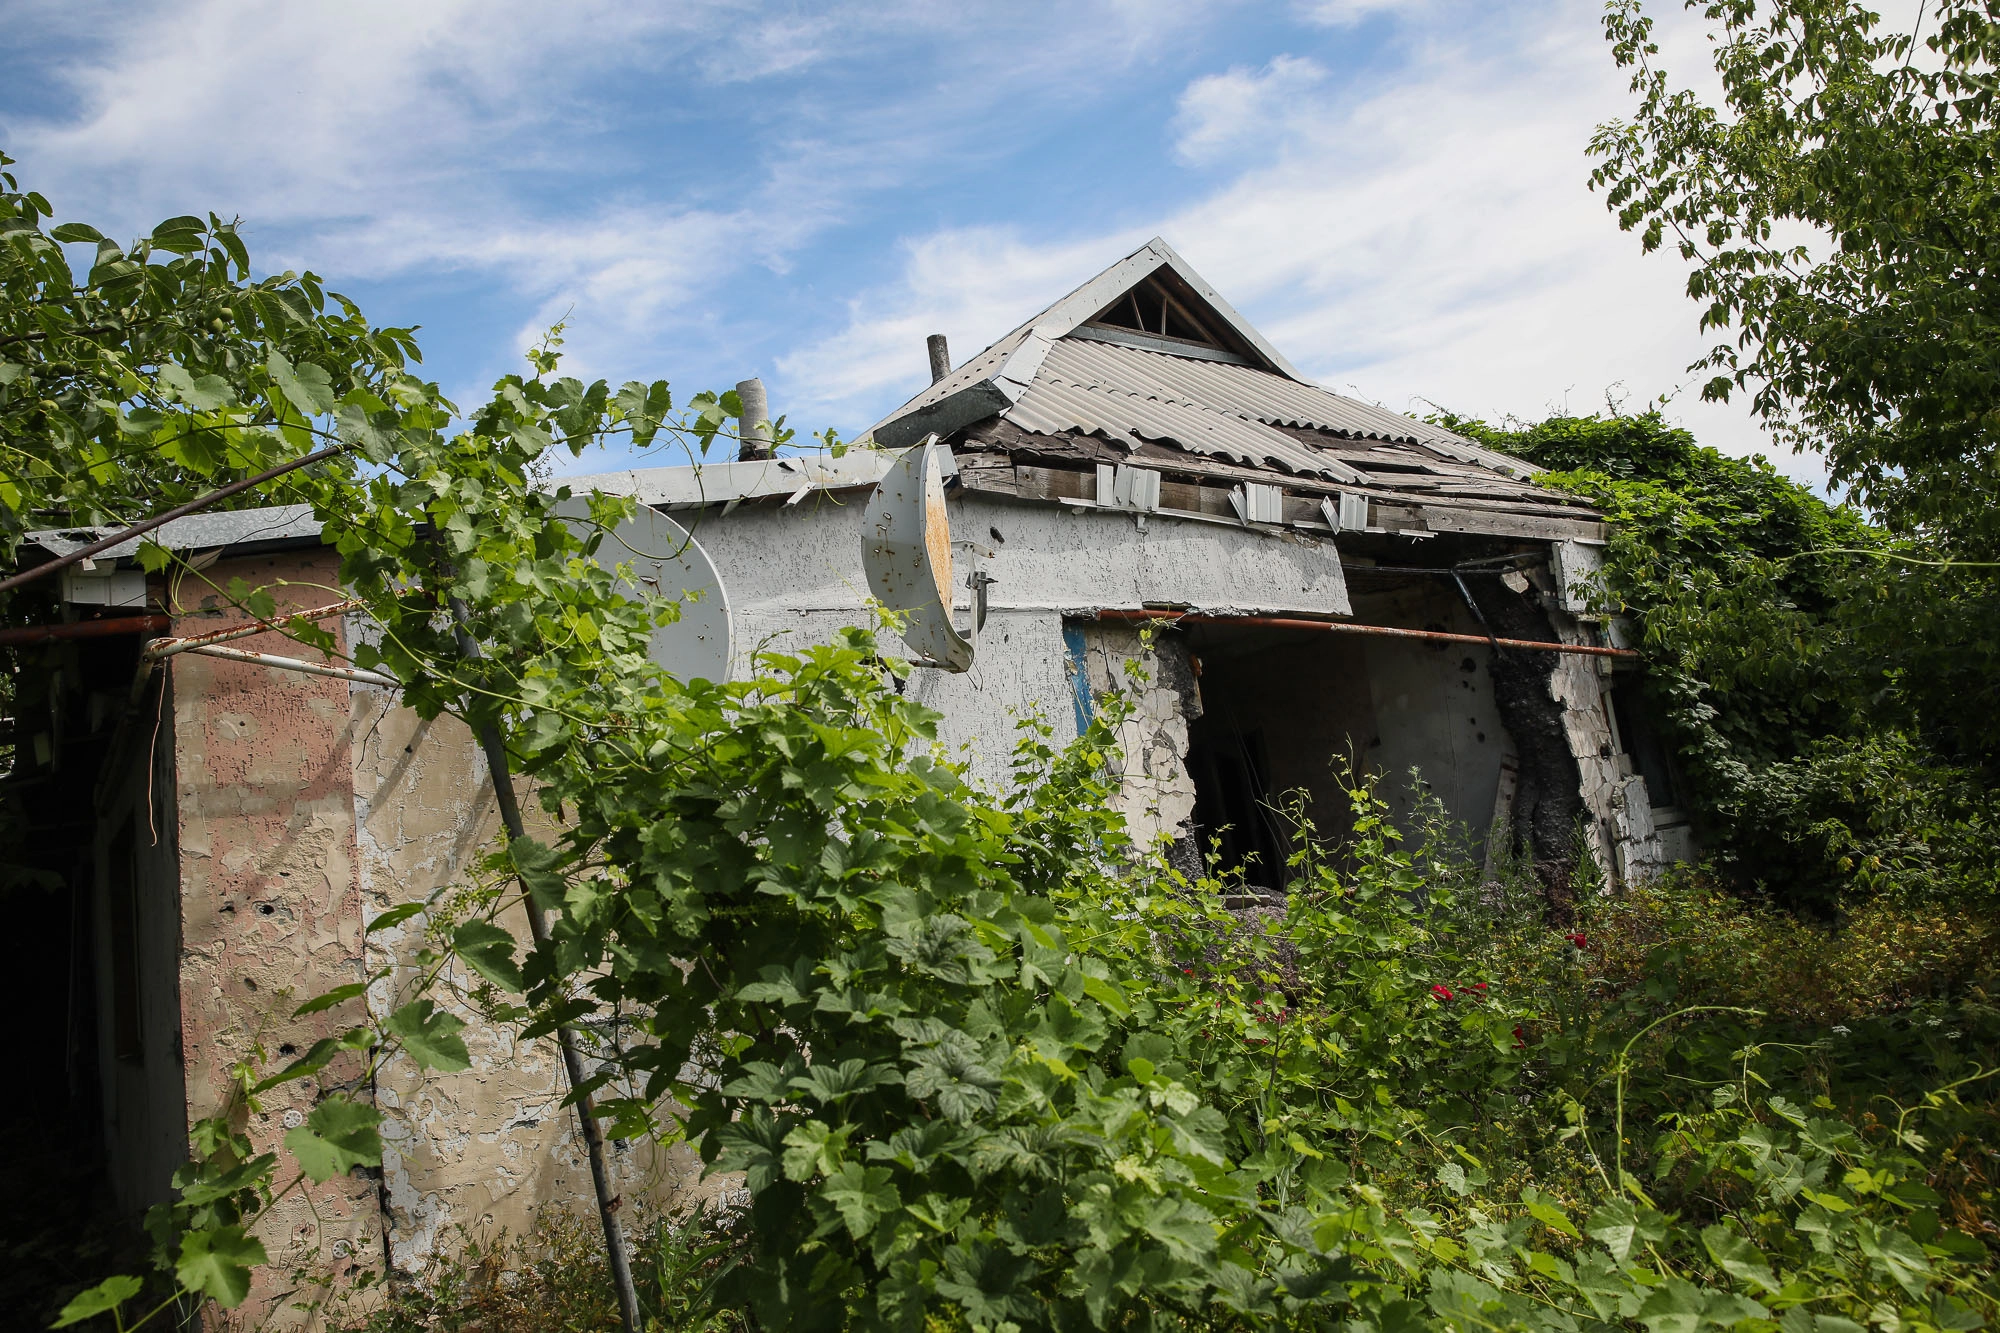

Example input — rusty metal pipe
[0,613,171,647]
[143,598,362,660]
[1092,607,1638,659]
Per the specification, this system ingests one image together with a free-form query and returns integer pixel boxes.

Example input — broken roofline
[19,445,1606,576]
[13,453,903,567]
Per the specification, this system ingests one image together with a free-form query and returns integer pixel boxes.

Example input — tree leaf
[1588,1198,1669,1263]
[293,981,367,1017]
[149,215,207,255]
[453,920,523,992]
[52,1274,142,1328]
[1700,1224,1780,1294]
[48,222,106,244]
[365,901,426,934]
[284,1095,382,1182]
[267,349,336,418]
[176,1224,268,1307]
[820,1162,900,1238]
[384,999,471,1072]
[1522,1187,1581,1239]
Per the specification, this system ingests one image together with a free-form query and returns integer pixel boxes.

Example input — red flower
[1565,932,1588,949]
[1431,984,1454,1001]
[1471,982,1489,993]
[1512,1025,1526,1049]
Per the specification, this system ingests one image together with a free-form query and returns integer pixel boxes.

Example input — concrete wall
[349,686,707,1277]
[687,490,1349,790]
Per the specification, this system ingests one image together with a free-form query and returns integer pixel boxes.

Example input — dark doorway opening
[1184,711,1288,893]
[1174,603,1517,892]
[0,617,171,1323]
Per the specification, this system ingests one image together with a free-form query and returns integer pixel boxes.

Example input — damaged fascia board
[957,462,1606,543]
[872,331,1058,451]
[24,504,323,565]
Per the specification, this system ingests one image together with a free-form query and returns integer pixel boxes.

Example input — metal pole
[1092,607,1638,660]
[443,595,644,1333]
[0,440,354,597]
[163,643,399,687]
[0,613,170,647]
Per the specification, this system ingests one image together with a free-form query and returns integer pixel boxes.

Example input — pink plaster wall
[169,551,380,1326]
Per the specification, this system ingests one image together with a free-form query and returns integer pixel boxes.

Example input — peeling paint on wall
[350,692,712,1277]
[1073,620,1200,853]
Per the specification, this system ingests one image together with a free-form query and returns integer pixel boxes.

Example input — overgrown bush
[1438,409,2000,915]
[296,777,2000,1332]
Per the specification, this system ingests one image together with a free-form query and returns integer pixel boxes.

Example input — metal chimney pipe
[926,334,951,385]
[735,377,772,461]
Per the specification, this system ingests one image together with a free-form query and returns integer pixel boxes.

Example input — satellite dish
[553,497,735,683]
[862,436,973,671]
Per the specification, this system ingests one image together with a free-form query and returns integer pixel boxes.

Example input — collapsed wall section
[1062,556,1672,899]
[1066,586,1521,888]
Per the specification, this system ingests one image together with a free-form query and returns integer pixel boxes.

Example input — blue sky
[0,0,1824,486]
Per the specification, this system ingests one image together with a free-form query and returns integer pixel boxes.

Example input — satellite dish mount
[862,435,976,671]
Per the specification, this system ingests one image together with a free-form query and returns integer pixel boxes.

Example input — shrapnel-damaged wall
[168,552,378,1328]
[166,554,713,1329]
[1072,620,1201,854]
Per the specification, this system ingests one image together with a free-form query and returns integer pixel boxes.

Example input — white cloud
[789,0,1829,489]
[1172,56,1328,165]
[1294,0,1425,27]
[5,0,1241,419]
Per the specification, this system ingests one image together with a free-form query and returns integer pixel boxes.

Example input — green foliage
[283,1096,383,1184]
[51,1277,142,1331]
[0,152,421,567]
[1589,0,2000,555]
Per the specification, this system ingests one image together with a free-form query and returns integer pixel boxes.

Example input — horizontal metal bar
[0,613,172,647]
[143,598,362,660]
[1091,607,1638,659]
[173,643,399,687]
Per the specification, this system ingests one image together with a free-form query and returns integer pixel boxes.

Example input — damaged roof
[866,237,1598,537]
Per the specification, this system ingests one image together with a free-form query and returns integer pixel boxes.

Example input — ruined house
[3,237,1689,1321]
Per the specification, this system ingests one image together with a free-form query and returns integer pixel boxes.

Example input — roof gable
[863,237,1540,493]
[867,237,1306,449]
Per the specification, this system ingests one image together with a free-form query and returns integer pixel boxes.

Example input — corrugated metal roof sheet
[1016,339,1535,479]
[1010,346,1369,482]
